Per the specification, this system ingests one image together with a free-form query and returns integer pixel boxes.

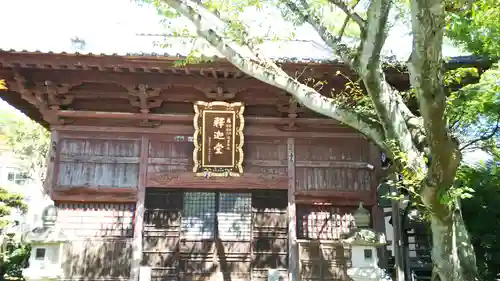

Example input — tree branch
[327,0,366,28]
[353,0,427,174]
[459,116,500,151]
[284,0,425,156]
[161,0,387,149]
[282,0,355,65]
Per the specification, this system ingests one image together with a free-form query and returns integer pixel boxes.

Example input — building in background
[0,128,49,232]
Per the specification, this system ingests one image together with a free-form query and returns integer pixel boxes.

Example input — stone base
[22,268,63,281]
[346,267,385,281]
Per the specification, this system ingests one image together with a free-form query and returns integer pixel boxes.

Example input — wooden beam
[287,138,298,281]
[58,155,140,164]
[294,190,375,205]
[147,157,373,169]
[27,69,270,89]
[147,171,288,189]
[130,136,149,281]
[51,187,136,202]
[56,110,341,125]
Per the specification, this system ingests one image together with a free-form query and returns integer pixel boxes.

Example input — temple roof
[0,35,345,64]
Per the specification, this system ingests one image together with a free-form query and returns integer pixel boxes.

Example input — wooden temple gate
[0,50,387,281]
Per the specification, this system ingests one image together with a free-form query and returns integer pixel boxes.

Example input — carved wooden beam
[195,83,244,101]
[25,69,280,90]
[10,73,45,108]
[37,80,74,109]
[125,84,164,113]
[9,73,63,124]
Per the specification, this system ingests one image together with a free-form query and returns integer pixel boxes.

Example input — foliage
[458,156,500,280]
[0,239,30,281]
[446,0,500,58]
[0,112,50,183]
[0,189,26,230]
[445,0,500,158]
[446,64,500,156]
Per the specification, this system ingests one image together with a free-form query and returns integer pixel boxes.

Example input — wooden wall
[57,138,140,188]
[56,202,135,279]
[51,127,380,281]
[53,131,376,198]
[294,138,373,194]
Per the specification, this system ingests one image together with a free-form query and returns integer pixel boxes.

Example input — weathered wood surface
[146,136,289,189]
[130,136,150,281]
[296,205,356,281]
[62,239,132,279]
[56,203,135,279]
[252,190,289,281]
[51,187,136,203]
[142,189,290,281]
[57,138,140,188]
[295,138,373,193]
[298,240,351,281]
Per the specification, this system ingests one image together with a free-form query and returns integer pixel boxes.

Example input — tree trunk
[430,199,478,281]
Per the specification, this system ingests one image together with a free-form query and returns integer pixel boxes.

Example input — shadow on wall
[58,203,135,279]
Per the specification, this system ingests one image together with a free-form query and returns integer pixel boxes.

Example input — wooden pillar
[287,138,298,281]
[45,129,59,200]
[390,173,405,281]
[130,136,149,281]
[368,142,388,269]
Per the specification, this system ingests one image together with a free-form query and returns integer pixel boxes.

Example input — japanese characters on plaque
[193,101,245,176]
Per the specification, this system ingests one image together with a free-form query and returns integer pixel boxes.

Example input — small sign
[193,101,244,176]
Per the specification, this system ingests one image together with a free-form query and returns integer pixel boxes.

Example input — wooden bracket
[125,84,163,113]
[10,72,65,125]
[276,96,305,130]
[37,80,74,109]
[195,82,244,101]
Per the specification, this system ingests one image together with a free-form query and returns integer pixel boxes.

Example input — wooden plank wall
[57,138,140,188]
[294,138,372,192]
[251,190,289,281]
[146,135,289,189]
[245,137,288,176]
[56,202,135,279]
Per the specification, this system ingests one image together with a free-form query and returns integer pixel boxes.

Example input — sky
[0,0,489,163]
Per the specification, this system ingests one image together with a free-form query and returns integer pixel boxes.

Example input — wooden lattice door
[143,189,254,281]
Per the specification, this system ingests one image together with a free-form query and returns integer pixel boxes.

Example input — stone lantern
[22,205,70,281]
[341,202,387,281]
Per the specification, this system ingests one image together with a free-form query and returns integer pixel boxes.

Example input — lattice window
[181,192,216,239]
[56,203,135,238]
[297,205,356,240]
[218,192,252,241]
